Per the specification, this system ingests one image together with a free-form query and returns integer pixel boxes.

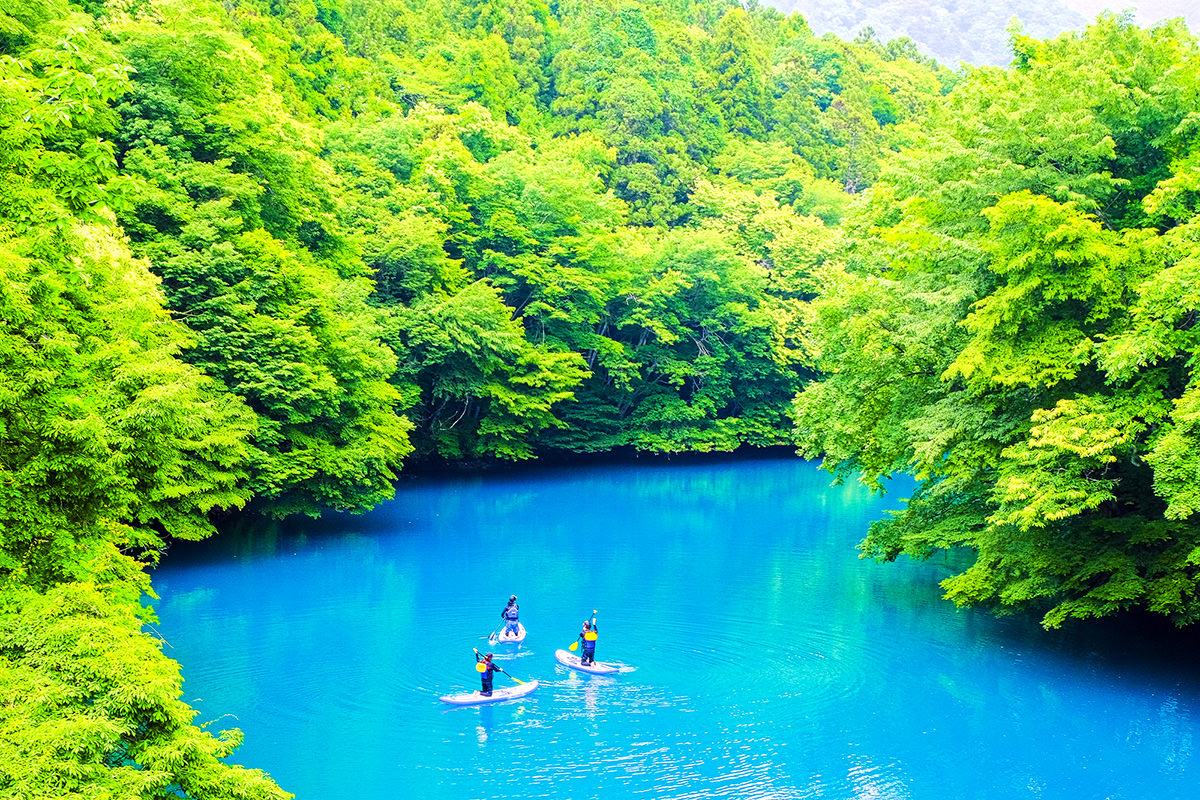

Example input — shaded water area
[152,456,1200,799]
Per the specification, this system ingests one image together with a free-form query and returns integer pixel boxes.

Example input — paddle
[473,648,525,684]
[487,620,504,642]
[568,610,598,651]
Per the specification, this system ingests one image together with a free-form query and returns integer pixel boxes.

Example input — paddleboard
[439,679,539,706]
[554,649,619,675]
[489,622,527,644]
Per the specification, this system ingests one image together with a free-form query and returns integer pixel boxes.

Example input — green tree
[795,16,1200,627]
[711,7,769,137]
[110,0,415,517]
[388,281,589,459]
[0,560,289,799]
[0,13,288,795]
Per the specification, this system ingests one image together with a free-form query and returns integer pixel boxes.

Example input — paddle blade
[568,641,578,651]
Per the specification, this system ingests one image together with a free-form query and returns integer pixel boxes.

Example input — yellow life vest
[476,662,488,672]
[584,631,598,641]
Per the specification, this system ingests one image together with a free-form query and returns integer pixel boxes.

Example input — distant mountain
[1062,0,1199,32]
[762,0,1199,67]
[759,0,1085,66]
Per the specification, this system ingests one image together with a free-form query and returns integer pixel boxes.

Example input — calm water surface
[152,457,1200,799]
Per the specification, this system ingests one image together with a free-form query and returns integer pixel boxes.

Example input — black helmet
[485,652,493,659]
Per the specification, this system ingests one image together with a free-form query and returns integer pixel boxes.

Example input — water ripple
[154,459,1200,800]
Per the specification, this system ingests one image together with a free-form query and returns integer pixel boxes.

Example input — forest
[1,0,1199,794]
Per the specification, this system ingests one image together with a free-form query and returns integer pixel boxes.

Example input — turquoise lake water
[151,456,1200,799]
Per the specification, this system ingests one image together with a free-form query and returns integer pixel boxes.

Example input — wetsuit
[501,602,520,636]
[475,653,499,695]
[578,622,598,665]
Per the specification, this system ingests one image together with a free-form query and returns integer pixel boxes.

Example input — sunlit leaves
[711,7,769,138]
[947,192,1125,390]
[389,280,587,459]
[0,9,292,790]
[798,18,1200,627]
[0,570,290,799]
[1146,382,1200,521]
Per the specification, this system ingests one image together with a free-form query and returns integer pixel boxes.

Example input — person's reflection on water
[582,676,604,720]
[476,704,495,745]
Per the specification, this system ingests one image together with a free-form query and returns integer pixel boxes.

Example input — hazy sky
[1060,0,1199,30]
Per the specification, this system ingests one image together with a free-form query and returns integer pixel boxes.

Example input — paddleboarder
[474,650,504,696]
[577,610,598,665]
[500,594,520,638]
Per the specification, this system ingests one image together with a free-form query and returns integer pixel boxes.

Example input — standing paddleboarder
[577,610,598,665]
[473,649,505,696]
[500,594,520,638]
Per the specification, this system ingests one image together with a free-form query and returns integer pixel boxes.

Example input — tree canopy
[794,16,1200,628]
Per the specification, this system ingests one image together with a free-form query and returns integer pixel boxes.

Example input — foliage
[0,10,289,793]
[388,280,589,459]
[107,0,415,517]
[795,16,1200,628]
[0,551,289,800]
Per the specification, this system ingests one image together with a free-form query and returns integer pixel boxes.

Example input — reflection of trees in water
[1125,695,1194,772]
